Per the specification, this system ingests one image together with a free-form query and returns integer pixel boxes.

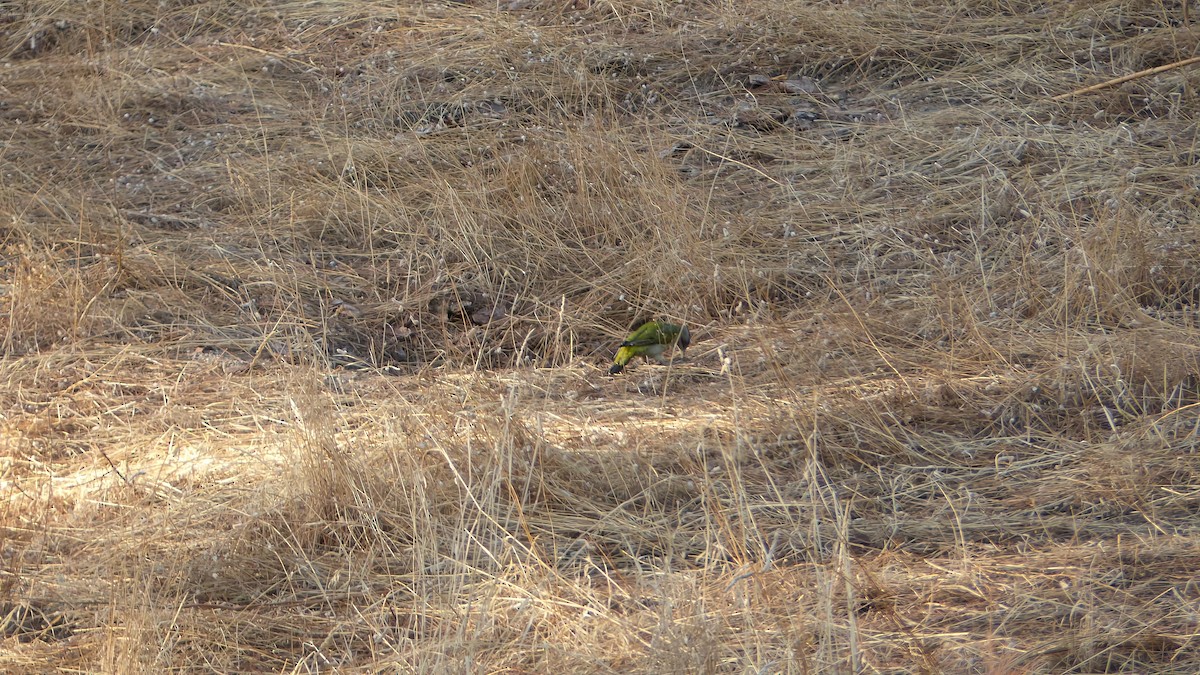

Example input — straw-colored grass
[3,0,1200,672]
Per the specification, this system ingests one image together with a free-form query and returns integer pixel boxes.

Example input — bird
[608,321,691,374]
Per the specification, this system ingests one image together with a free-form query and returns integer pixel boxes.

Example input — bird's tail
[609,346,635,374]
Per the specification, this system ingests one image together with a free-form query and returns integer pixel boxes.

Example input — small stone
[783,77,818,94]
[471,305,507,325]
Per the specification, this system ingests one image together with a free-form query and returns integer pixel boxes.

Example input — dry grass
[3,0,1200,672]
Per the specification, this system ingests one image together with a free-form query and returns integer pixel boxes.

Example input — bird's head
[676,324,691,353]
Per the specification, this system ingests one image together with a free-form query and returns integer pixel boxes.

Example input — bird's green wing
[620,321,678,347]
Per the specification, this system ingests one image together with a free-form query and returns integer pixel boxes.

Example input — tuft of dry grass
[3,0,1200,672]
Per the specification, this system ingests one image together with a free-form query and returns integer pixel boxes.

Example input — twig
[1052,55,1200,100]
[96,447,131,486]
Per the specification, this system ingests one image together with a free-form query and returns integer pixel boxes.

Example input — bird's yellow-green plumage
[609,321,691,374]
